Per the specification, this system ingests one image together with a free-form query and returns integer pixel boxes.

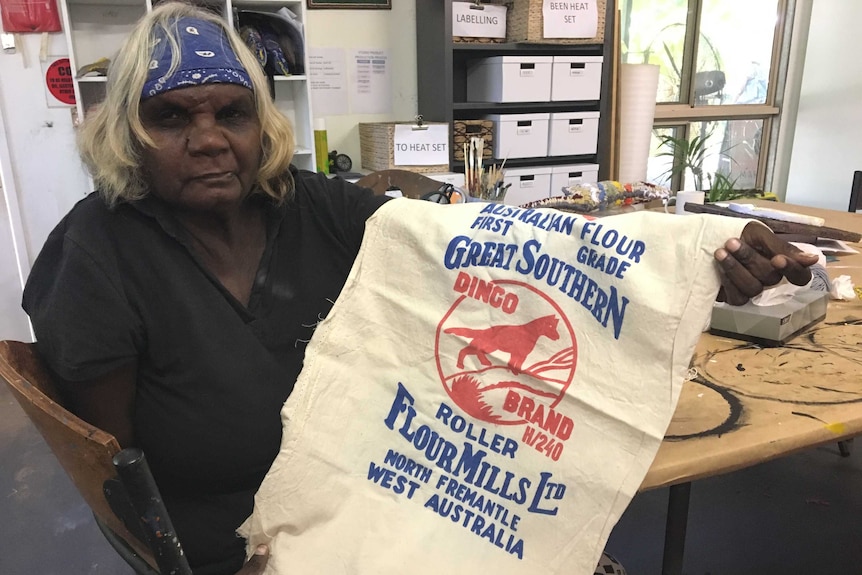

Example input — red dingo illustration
[444,314,560,375]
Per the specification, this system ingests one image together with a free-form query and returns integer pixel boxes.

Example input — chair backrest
[354,169,444,199]
[850,171,862,213]
[0,340,158,571]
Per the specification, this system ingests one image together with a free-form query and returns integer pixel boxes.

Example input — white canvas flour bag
[240,200,749,574]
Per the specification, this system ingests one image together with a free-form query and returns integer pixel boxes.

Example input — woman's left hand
[714,222,820,305]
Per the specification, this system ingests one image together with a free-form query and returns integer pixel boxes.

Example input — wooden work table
[641,201,862,574]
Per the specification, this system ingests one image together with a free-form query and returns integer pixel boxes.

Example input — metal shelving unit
[415,0,616,179]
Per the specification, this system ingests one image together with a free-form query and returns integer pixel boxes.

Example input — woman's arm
[58,361,138,448]
[715,222,819,305]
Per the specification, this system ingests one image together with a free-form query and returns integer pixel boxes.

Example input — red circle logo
[45,58,75,106]
[435,277,577,425]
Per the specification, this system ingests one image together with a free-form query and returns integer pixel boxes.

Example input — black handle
[113,448,193,575]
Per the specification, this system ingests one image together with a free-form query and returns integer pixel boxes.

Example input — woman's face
[139,84,262,213]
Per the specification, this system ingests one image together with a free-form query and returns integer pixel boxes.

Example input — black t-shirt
[22,168,390,574]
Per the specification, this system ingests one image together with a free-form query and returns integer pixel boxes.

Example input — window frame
[627,0,794,192]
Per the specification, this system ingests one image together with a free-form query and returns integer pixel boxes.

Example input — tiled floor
[2,379,861,575]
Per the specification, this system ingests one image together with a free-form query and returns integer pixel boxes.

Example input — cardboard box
[709,290,829,346]
[548,111,600,156]
[551,56,603,101]
[550,163,600,195]
[467,56,553,103]
[485,113,550,159]
[502,166,552,206]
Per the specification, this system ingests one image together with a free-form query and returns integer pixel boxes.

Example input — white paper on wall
[350,48,391,115]
[393,124,449,166]
[308,47,348,117]
[542,0,598,39]
[452,2,508,39]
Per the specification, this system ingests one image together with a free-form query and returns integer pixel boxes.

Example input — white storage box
[467,56,553,103]
[548,111,600,156]
[551,56,603,101]
[486,113,550,159]
[502,166,552,206]
[550,164,600,195]
[426,172,466,189]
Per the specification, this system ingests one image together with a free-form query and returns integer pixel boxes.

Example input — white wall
[0,100,33,341]
[0,34,91,260]
[0,33,91,341]
[306,3,417,167]
[784,0,862,210]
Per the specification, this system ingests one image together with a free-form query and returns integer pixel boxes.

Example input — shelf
[452,42,603,56]
[453,101,600,114]
[416,0,615,179]
[233,0,303,5]
[61,0,316,173]
[452,155,599,171]
[66,0,144,6]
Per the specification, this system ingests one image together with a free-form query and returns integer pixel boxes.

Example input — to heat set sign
[45,58,75,106]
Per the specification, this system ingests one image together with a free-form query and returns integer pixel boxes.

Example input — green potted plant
[655,133,771,203]
[656,132,710,192]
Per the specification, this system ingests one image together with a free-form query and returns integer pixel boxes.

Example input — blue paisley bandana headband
[142,17,253,100]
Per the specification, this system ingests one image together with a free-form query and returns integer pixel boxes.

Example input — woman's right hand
[235,545,269,575]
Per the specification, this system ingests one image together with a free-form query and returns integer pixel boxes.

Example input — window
[622,0,789,193]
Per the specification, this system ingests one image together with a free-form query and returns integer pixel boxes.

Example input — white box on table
[551,56,603,101]
[426,172,466,189]
[502,166,552,206]
[467,56,553,102]
[548,111,600,156]
[550,163,600,195]
[709,290,829,346]
[485,113,550,159]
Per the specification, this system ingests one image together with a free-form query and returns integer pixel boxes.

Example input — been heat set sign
[242,199,746,574]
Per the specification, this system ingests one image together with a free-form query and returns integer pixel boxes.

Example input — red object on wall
[0,0,61,33]
[45,58,75,105]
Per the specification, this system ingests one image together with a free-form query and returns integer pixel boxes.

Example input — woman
[24,3,385,573]
[21,3,816,574]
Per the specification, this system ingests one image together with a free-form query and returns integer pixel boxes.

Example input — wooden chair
[354,169,444,200]
[0,341,189,575]
[850,171,862,212]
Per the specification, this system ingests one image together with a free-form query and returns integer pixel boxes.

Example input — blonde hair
[77,1,295,205]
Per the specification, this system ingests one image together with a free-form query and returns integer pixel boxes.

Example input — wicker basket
[453,36,505,44]
[453,120,494,162]
[507,0,606,45]
[359,122,450,173]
